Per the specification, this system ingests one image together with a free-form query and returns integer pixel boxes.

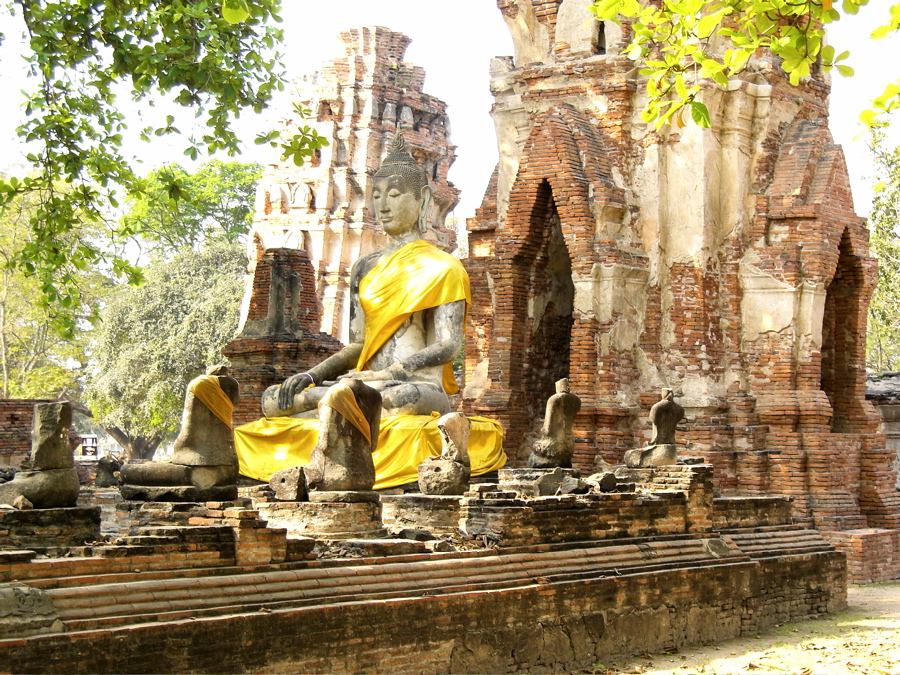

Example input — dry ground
[576,583,900,675]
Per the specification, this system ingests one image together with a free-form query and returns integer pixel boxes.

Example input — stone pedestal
[498,467,581,497]
[119,484,238,503]
[624,444,678,468]
[257,491,385,539]
[381,494,463,535]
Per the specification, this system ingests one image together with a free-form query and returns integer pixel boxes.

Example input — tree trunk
[106,427,163,462]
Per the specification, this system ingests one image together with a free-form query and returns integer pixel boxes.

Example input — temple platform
[0,464,848,672]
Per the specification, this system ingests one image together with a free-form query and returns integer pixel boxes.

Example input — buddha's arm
[276,344,363,410]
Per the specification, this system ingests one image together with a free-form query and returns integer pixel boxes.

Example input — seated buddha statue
[260,133,470,419]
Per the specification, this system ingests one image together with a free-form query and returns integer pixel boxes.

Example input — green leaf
[689,101,711,127]
[697,10,726,39]
[836,64,855,77]
[222,0,251,24]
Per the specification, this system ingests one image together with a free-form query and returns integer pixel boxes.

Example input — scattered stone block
[418,413,472,495]
[418,459,470,496]
[585,472,618,492]
[94,456,121,488]
[398,528,435,542]
[269,466,308,501]
[499,467,581,498]
[12,496,32,510]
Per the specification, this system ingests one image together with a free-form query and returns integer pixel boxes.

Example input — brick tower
[462,0,900,541]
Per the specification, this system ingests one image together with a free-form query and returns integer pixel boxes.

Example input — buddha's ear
[417,185,433,234]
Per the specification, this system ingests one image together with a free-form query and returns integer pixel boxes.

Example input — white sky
[0,1,897,223]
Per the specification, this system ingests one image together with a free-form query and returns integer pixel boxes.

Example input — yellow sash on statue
[234,414,506,490]
[318,382,372,445]
[188,375,234,429]
[358,239,471,395]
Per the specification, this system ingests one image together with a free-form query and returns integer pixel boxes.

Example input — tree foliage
[0,0,325,337]
[591,0,900,129]
[866,131,900,372]
[0,191,107,400]
[123,160,262,257]
[85,241,246,460]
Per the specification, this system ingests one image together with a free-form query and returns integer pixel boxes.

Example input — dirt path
[578,583,900,675]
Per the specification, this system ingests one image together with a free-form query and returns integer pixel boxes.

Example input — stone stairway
[722,525,836,558]
[45,533,755,634]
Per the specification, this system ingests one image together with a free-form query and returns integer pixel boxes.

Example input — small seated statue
[418,412,472,495]
[120,365,240,501]
[260,133,470,421]
[528,378,582,468]
[625,388,684,468]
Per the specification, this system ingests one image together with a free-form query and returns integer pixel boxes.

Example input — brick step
[726,530,834,557]
[61,552,743,634]
[49,538,741,631]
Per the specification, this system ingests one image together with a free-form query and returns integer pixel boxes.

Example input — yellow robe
[234,414,506,490]
[357,239,471,394]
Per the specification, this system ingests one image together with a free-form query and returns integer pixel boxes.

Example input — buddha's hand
[278,372,314,410]
[341,362,408,383]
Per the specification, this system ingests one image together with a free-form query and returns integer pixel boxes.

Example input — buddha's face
[372,175,422,236]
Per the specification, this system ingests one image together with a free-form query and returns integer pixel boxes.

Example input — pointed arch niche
[518,181,576,421]
[463,104,629,459]
[820,227,868,432]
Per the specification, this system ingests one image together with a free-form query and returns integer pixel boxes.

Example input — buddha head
[372,133,432,236]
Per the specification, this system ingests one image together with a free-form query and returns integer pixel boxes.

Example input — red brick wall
[0,399,54,468]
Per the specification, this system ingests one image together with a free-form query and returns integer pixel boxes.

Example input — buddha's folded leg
[380,382,451,417]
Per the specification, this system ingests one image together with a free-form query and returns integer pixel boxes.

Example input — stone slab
[308,490,380,504]
[119,484,238,503]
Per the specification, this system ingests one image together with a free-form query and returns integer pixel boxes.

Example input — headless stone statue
[418,412,472,495]
[528,378,582,468]
[625,388,684,468]
[303,379,382,492]
[120,365,240,501]
[260,133,469,421]
[0,402,79,508]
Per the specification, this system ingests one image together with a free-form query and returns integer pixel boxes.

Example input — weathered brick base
[0,547,845,674]
[0,507,100,551]
[381,494,463,535]
[257,499,386,539]
[821,528,900,584]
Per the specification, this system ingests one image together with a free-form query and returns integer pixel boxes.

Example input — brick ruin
[4,10,900,670]
[461,1,900,543]
[247,26,460,342]
[0,467,849,672]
